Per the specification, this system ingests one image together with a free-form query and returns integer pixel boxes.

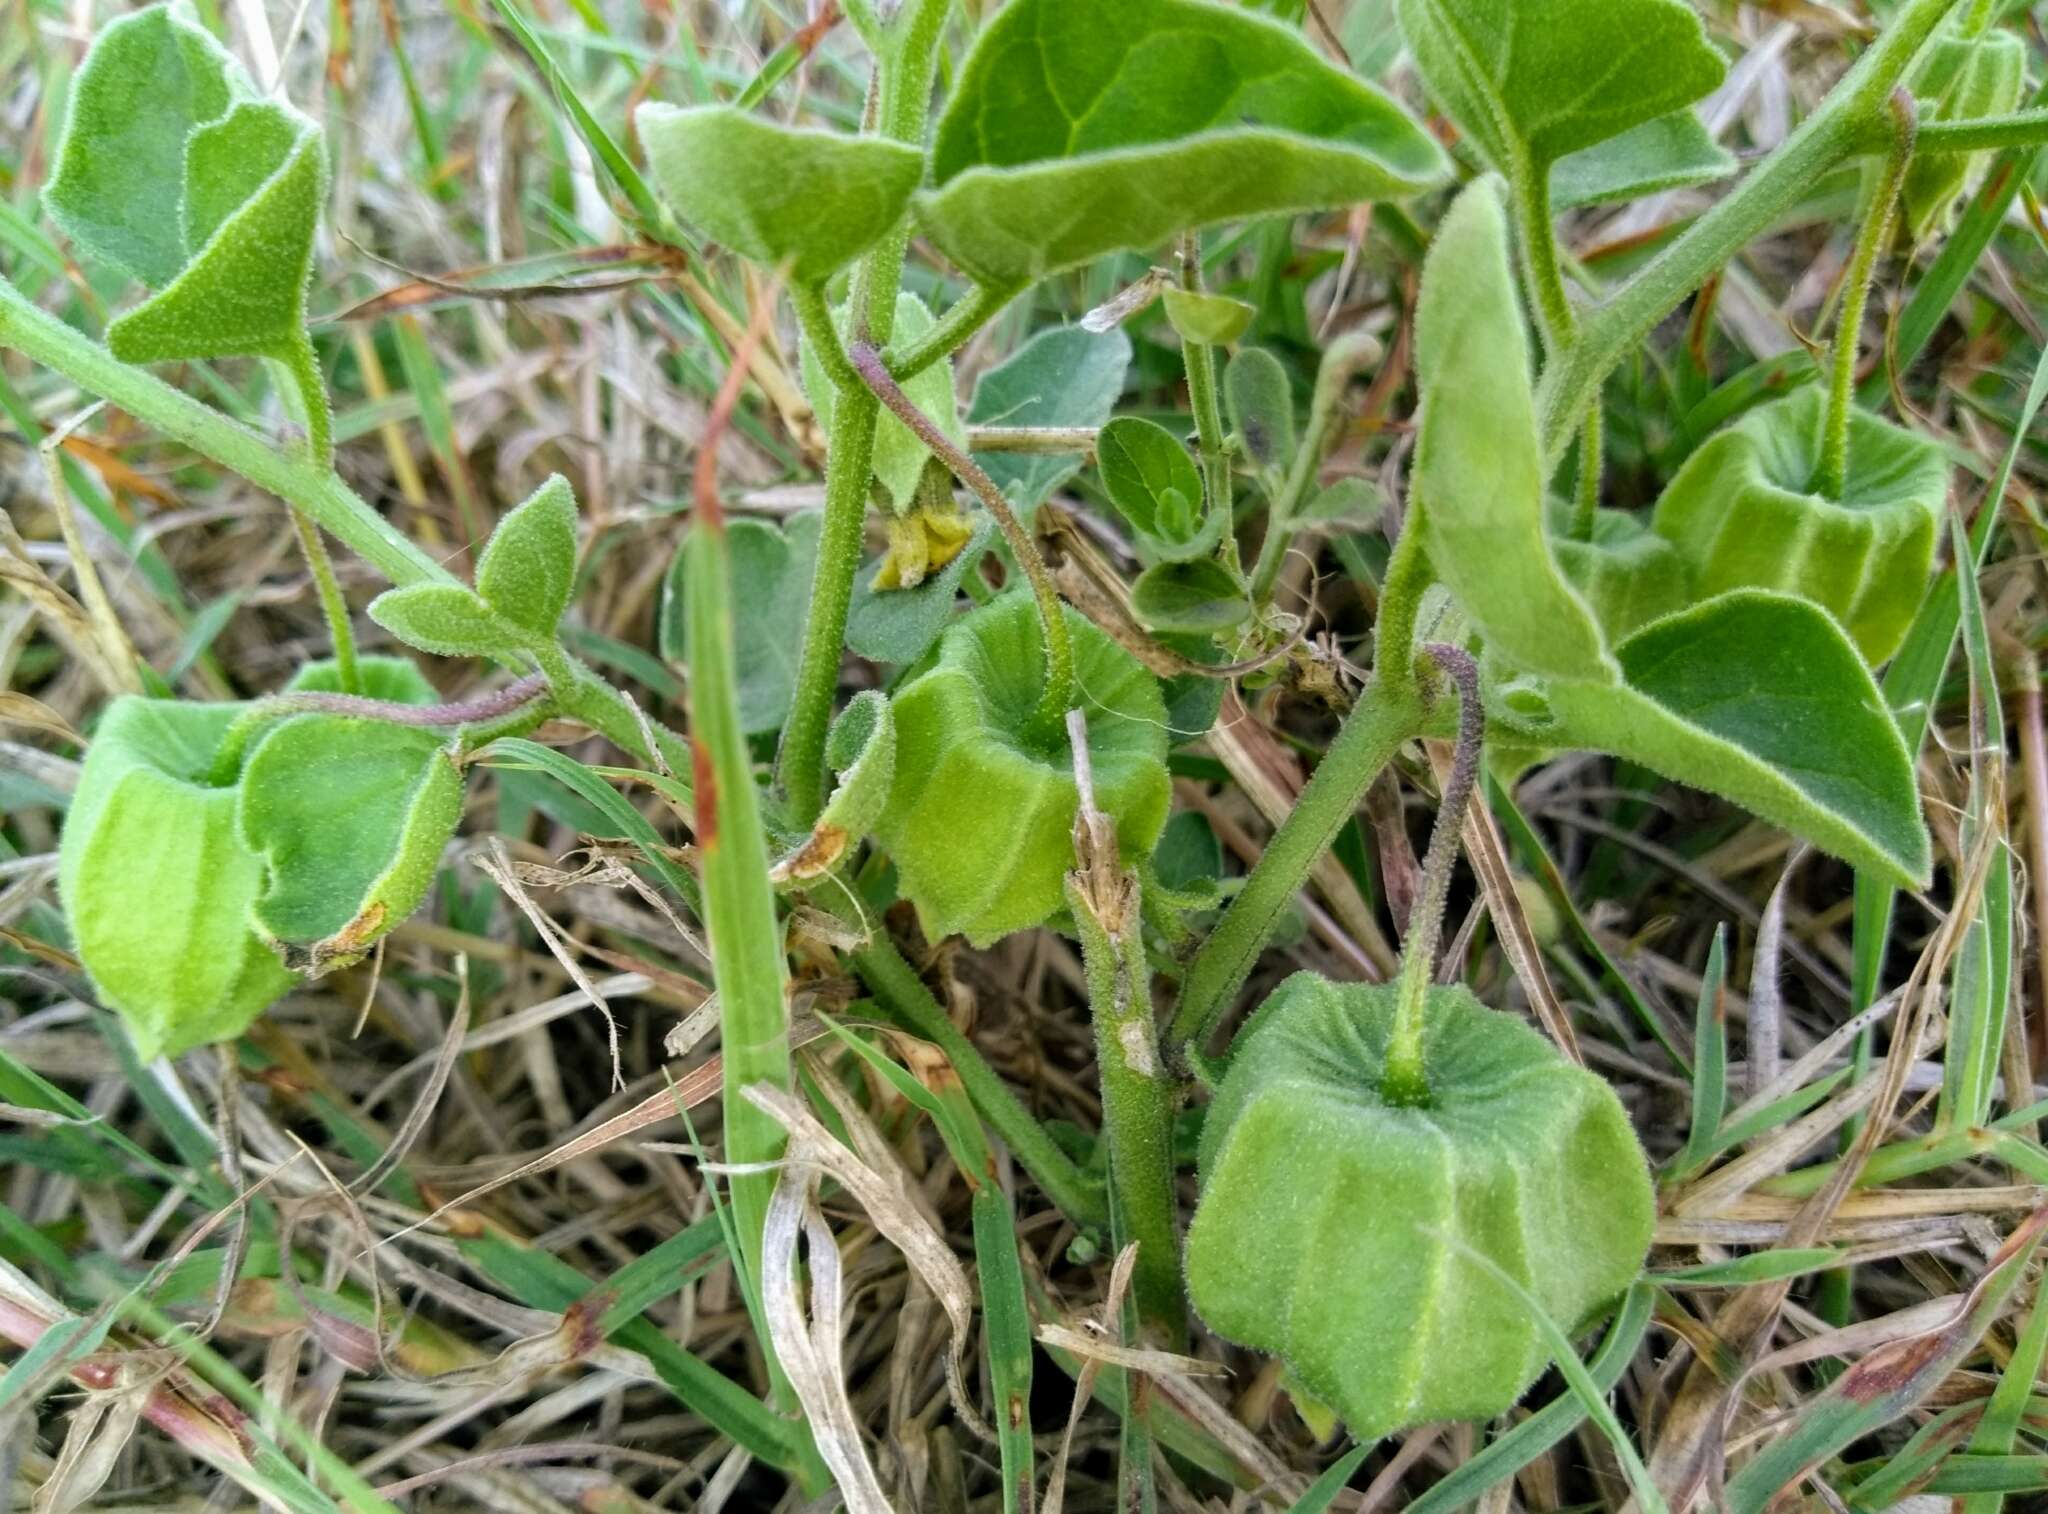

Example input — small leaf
[847,512,995,667]
[1161,287,1255,346]
[105,100,326,364]
[968,325,1133,521]
[1551,110,1736,210]
[368,584,530,659]
[917,0,1447,283]
[286,655,437,705]
[661,512,819,734]
[1413,179,1614,682]
[1649,385,1946,664]
[56,698,294,1059]
[44,4,244,288]
[800,292,966,514]
[635,104,924,282]
[1299,476,1382,527]
[1131,559,1251,634]
[1547,505,1692,641]
[1097,416,1220,562]
[1225,346,1296,473]
[1396,0,1725,177]
[775,691,898,882]
[1538,591,1931,888]
[476,475,580,636]
[238,716,464,974]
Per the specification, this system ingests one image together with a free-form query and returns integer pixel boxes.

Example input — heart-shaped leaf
[1225,346,1296,473]
[1131,558,1250,634]
[917,0,1448,284]
[369,584,531,659]
[969,325,1133,521]
[661,512,819,733]
[238,715,465,974]
[1547,504,1692,641]
[57,697,294,1060]
[1537,591,1930,888]
[1413,179,1614,682]
[1395,0,1725,180]
[847,512,995,667]
[1162,287,1256,346]
[476,475,580,637]
[286,655,438,705]
[801,292,965,514]
[1098,417,1220,562]
[635,104,924,282]
[1551,110,1735,210]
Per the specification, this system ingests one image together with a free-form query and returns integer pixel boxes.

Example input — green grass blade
[1671,924,1728,1177]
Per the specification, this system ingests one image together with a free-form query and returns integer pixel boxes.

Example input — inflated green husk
[1186,974,1654,1440]
[1650,386,1945,664]
[876,594,1171,946]
[57,699,293,1060]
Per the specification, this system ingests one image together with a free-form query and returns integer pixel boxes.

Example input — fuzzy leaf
[476,475,580,637]
[661,512,818,733]
[917,0,1447,284]
[1551,110,1736,210]
[1902,30,2026,242]
[1131,558,1250,635]
[1395,0,1725,176]
[1414,179,1614,682]
[286,654,438,705]
[368,584,530,659]
[969,325,1133,521]
[776,691,898,883]
[846,512,995,667]
[1161,287,1255,346]
[878,594,1170,945]
[1548,504,1692,641]
[635,104,924,282]
[801,292,965,515]
[44,4,244,288]
[1539,591,1931,888]
[1649,385,1946,664]
[1225,346,1296,472]
[1097,416,1219,562]
[1186,975,1654,1440]
[56,698,293,1060]
[238,716,464,974]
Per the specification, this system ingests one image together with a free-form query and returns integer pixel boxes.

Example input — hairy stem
[1820,90,1917,501]
[789,280,858,395]
[1178,233,1240,579]
[1372,510,1433,696]
[276,331,334,471]
[0,276,448,587]
[850,341,1075,730]
[1251,329,1381,602]
[288,507,360,694]
[1510,161,1578,355]
[1381,644,1482,1106]
[1167,674,1426,1054]
[207,673,551,785]
[1913,107,2048,154]
[1533,0,1963,465]
[887,280,1020,382]
[1572,406,1603,540]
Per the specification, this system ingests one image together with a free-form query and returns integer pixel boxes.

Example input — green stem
[1372,510,1433,695]
[288,506,360,693]
[1250,329,1381,603]
[1820,90,1917,501]
[1510,162,1578,354]
[850,340,1074,731]
[1178,233,1239,577]
[790,281,858,396]
[531,641,691,775]
[1572,405,1602,540]
[277,330,334,471]
[845,921,1109,1229]
[1913,107,2048,154]
[207,673,550,785]
[1166,674,1426,1054]
[1380,644,1481,1107]
[887,280,1020,382]
[1532,0,1964,466]
[0,275,448,587]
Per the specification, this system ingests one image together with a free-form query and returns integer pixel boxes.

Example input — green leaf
[1162,287,1255,346]
[634,103,924,282]
[1225,346,1296,473]
[368,583,530,659]
[1097,416,1219,562]
[1902,30,2026,242]
[1131,559,1250,634]
[846,512,995,668]
[663,512,819,733]
[476,475,580,637]
[1547,504,1692,641]
[56,698,294,1060]
[1186,975,1653,1440]
[238,716,464,974]
[1551,110,1736,210]
[968,325,1132,521]
[1395,0,1724,178]
[44,3,244,288]
[917,0,1447,284]
[1299,476,1382,528]
[287,654,436,705]
[777,690,897,882]
[1649,385,1946,664]
[801,292,965,514]
[1539,591,1931,888]
[1413,179,1614,682]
